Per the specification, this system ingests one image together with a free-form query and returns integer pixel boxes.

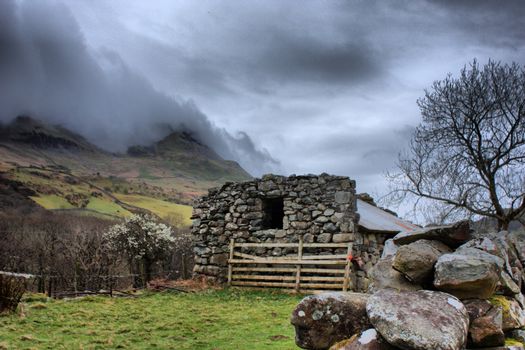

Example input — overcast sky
[1,0,525,204]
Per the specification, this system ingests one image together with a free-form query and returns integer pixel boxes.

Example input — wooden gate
[227,239,353,293]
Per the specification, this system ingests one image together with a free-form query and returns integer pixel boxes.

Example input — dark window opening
[261,197,284,229]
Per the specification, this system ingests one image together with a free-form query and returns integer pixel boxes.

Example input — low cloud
[0,0,277,176]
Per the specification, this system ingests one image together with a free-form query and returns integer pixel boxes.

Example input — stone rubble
[292,222,525,350]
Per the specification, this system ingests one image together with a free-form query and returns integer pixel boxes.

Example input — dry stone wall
[191,174,376,284]
[353,232,388,292]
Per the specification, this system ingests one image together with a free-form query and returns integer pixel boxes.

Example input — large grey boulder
[393,220,471,248]
[465,233,524,286]
[367,256,422,293]
[392,239,451,284]
[457,242,521,295]
[454,247,505,269]
[328,329,397,350]
[460,235,518,272]
[366,289,469,350]
[291,292,371,350]
[434,252,500,299]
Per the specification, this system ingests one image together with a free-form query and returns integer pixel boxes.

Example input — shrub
[104,214,175,286]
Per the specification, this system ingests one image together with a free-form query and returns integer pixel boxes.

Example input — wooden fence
[227,239,353,293]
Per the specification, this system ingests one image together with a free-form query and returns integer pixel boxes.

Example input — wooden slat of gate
[231,281,344,289]
[232,267,346,274]
[228,259,347,265]
[227,239,353,292]
[232,275,345,282]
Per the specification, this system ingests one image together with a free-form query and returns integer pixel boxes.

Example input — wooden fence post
[227,239,234,286]
[295,237,303,292]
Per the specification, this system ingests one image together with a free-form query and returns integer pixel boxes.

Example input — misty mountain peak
[127,130,221,161]
[0,116,97,152]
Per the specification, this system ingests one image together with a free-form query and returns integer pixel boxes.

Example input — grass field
[0,289,302,350]
[115,194,193,225]
[29,195,75,210]
[86,197,132,217]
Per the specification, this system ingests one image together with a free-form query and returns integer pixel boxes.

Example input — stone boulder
[434,252,500,299]
[468,305,505,348]
[366,289,469,350]
[291,292,371,350]
[460,236,503,257]
[454,247,505,269]
[489,296,525,331]
[499,271,521,296]
[455,247,517,296]
[464,233,524,291]
[367,256,422,293]
[328,329,396,350]
[509,231,525,267]
[393,220,471,248]
[392,239,451,284]
[464,299,494,321]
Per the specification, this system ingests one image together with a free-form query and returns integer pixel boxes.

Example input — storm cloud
[1,0,525,210]
[0,0,278,175]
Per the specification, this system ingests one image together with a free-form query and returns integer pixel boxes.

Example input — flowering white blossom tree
[104,214,175,286]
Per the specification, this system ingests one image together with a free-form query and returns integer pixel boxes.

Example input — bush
[104,214,175,287]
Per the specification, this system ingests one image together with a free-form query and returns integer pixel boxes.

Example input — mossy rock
[506,337,524,346]
[491,295,512,313]
[490,295,525,331]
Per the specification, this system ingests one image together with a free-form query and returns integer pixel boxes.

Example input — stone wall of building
[191,173,384,291]
[351,232,389,291]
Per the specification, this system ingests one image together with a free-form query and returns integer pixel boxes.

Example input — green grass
[115,194,193,225]
[86,197,132,217]
[30,195,75,210]
[0,289,302,350]
[30,194,132,219]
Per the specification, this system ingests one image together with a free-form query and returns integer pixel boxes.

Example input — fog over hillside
[0,0,278,176]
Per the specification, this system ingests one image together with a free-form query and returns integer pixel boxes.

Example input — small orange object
[347,254,353,261]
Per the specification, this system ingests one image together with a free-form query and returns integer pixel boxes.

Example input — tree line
[0,210,194,296]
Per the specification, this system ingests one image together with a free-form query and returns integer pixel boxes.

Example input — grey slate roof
[357,199,419,234]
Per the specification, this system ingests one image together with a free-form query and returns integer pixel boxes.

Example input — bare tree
[389,60,525,230]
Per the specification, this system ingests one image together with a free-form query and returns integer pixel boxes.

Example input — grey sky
[1,0,525,206]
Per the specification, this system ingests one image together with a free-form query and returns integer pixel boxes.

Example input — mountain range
[0,116,251,224]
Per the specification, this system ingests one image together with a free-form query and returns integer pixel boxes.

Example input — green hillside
[0,117,251,225]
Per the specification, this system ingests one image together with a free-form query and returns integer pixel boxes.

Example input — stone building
[191,173,418,292]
